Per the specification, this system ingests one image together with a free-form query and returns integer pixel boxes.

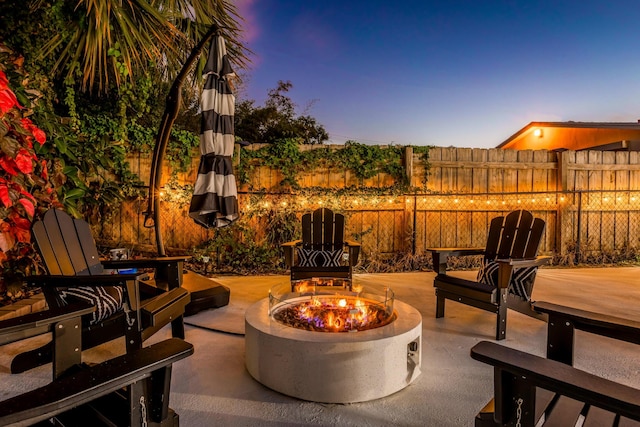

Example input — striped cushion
[477,260,537,300]
[59,286,125,325]
[297,248,342,267]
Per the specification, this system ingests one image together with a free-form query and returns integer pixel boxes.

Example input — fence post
[412,191,417,256]
[575,191,583,264]
[404,146,413,185]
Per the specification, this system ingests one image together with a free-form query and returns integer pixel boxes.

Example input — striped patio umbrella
[189,33,239,228]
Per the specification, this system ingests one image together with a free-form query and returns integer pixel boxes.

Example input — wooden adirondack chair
[11,209,191,374]
[282,208,361,281]
[428,210,550,340]
[0,305,193,426]
[472,302,640,426]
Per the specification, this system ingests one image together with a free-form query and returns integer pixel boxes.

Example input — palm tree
[27,0,250,92]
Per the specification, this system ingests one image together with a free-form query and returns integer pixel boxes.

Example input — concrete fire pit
[245,297,422,403]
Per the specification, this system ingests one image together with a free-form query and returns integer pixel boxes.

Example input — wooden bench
[471,301,640,426]
[0,305,193,426]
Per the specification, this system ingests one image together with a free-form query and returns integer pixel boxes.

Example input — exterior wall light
[533,128,543,138]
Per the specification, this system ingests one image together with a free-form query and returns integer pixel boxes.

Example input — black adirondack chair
[428,210,550,340]
[472,302,640,426]
[11,208,191,374]
[0,305,193,426]
[282,208,361,281]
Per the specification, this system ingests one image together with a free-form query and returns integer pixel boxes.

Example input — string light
[236,191,638,219]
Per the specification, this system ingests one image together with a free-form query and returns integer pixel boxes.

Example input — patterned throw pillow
[477,260,538,300]
[59,286,125,325]
[297,248,343,267]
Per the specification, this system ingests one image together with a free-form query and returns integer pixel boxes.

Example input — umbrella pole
[145,24,220,256]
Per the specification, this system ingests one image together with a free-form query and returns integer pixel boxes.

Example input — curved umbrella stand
[144,24,219,256]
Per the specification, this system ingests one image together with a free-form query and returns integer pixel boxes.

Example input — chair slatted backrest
[484,210,545,261]
[32,210,104,276]
[301,208,345,251]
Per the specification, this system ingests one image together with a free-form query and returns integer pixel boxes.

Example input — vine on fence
[237,139,413,189]
[155,140,444,274]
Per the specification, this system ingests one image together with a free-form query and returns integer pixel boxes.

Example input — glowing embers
[269,278,395,332]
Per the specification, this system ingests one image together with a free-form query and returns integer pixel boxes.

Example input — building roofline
[497,121,640,148]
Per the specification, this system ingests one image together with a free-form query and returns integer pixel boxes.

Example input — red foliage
[0,65,58,292]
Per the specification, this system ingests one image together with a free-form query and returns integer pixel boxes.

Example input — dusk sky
[235,0,640,148]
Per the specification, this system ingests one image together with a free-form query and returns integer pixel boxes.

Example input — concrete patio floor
[1,266,640,426]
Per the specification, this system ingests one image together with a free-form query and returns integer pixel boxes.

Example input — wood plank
[441,210,457,247]
[377,210,394,253]
[414,209,427,255]
[440,147,456,192]
[360,211,378,257]
[471,211,488,248]
[573,151,588,191]
[456,147,473,192]
[542,395,586,427]
[471,148,488,193]
[502,149,518,193]
[532,150,551,192]
[457,210,472,247]
[517,149,534,193]
[487,149,504,194]
[429,147,443,193]
[426,211,442,248]
[602,151,616,191]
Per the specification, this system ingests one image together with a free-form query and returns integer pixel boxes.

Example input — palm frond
[38,0,250,93]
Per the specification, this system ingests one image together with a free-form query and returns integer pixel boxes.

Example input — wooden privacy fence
[100,147,640,264]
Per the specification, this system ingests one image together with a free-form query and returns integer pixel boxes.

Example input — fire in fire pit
[269,278,395,332]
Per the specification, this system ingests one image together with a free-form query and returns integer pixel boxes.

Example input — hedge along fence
[98,145,640,271]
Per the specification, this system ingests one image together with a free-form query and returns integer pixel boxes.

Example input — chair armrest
[427,247,486,274]
[0,338,194,426]
[27,273,148,287]
[533,301,640,365]
[102,256,190,270]
[470,341,640,424]
[281,240,302,267]
[344,240,361,265]
[495,256,550,268]
[140,287,190,330]
[0,304,94,346]
[427,247,486,256]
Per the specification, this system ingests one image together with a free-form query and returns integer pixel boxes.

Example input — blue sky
[235,0,640,148]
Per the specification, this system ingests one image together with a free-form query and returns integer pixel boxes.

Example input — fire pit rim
[246,297,421,343]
